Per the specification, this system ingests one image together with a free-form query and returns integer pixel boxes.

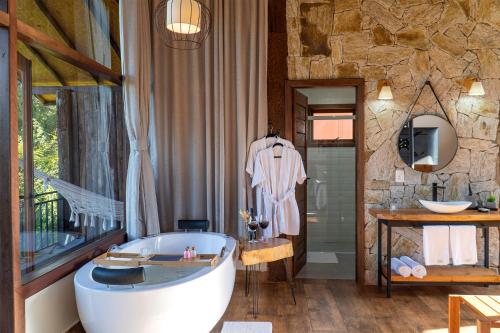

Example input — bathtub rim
[74,232,236,293]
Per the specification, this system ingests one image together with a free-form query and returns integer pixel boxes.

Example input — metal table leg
[251,264,259,318]
[377,220,382,288]
[386,224,392,298]
[484,226,490,268]
[256,264,259,315]
[283,258,297,305]
[245,266,249,297]
[484,226,490,287]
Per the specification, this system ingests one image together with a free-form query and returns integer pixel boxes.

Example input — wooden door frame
[285,79,365,285]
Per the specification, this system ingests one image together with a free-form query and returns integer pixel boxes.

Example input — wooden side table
[240,238,296,318]
[449,295,500,333]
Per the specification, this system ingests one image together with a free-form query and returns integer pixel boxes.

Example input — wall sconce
[378,80,393,100]
[468,78,485,96]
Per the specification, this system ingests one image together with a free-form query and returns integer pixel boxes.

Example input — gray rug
[221,321,272,333]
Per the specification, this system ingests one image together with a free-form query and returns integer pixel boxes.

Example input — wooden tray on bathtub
[93,252,219,268]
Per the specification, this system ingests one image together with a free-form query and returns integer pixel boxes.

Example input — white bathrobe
[252,146,306,236]
[246,136,294,176]
[246,136,294,238]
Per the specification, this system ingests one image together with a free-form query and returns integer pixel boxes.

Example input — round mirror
[398,115,458,173]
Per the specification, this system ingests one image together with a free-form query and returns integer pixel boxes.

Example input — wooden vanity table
[370,208,500,297]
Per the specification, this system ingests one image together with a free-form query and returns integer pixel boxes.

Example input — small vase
[486,202,498,210]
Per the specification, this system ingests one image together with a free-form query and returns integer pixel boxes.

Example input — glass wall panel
[18,59,30,272]
[18,45,127,283]
[17,0,120,72]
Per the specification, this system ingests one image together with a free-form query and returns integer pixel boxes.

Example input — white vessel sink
[419,200,472,214]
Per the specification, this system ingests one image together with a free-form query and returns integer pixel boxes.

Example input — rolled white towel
[391,258,411,277]
[400,256,427,278]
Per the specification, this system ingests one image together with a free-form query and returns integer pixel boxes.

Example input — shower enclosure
[296,87,357,280]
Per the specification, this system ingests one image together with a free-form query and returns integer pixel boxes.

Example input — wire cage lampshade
[154,0,211,50]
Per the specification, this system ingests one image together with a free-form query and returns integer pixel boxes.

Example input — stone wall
[286,0,500,284]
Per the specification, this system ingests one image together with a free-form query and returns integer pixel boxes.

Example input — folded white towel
[423,226,450,266]
[391,258,411,277]
[450,225,478,266]
[400,256,427,278]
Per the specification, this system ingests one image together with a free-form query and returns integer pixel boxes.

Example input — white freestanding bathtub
[74,232,237,333]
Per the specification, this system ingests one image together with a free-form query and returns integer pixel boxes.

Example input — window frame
[0,0,24,331]
[0,1,127,323]
[308,104,356,147]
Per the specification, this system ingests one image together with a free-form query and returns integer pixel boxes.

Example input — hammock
[34,169,124,230]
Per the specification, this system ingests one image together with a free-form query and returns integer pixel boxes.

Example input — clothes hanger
[272,142,283,158]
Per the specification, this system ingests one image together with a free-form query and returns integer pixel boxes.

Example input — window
[16,0,126,284]
[310,109,355,146]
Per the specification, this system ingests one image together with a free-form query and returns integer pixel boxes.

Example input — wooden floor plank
[304,283,347,331]
[70,271,500,333]
[328,281,382,333]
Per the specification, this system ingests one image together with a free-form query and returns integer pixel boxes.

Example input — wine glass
[248,221,259,243]
[259,219,269,241]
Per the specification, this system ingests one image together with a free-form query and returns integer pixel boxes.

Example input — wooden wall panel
[57,90,73,183]
[267,0,287,136]
[291,90,308,275]
[57,87,127,204]
[266,0,289,281]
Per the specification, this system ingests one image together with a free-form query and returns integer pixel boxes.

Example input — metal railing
[20,191,66,251]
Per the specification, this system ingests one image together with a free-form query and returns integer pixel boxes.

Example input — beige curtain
[150,0,268,236]
[120,0,161,239]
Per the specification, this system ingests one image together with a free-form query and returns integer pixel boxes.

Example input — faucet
[432,183,446,201]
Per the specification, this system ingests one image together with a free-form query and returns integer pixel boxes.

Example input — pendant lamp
[154,0,211,50]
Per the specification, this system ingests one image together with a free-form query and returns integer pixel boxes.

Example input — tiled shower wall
[307,147,356,253]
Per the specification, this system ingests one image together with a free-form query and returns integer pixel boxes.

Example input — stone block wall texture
[286,0,500,284]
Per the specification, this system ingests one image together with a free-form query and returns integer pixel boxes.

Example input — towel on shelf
[391,258,411,277]
[450,225,478,266]
[400,256,427,278]
[423,225,450,266]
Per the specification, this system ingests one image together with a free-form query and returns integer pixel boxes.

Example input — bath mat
[307,251,338,264]
[221,321,272,333]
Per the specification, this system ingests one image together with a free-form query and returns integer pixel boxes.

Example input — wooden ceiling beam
[1,12,122,84]
[0,10,121,85]
[33,0,76,49]
[33,0,101,84]
[25,44,67,86]
[83,0,121,58]
[34,94,49,105]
